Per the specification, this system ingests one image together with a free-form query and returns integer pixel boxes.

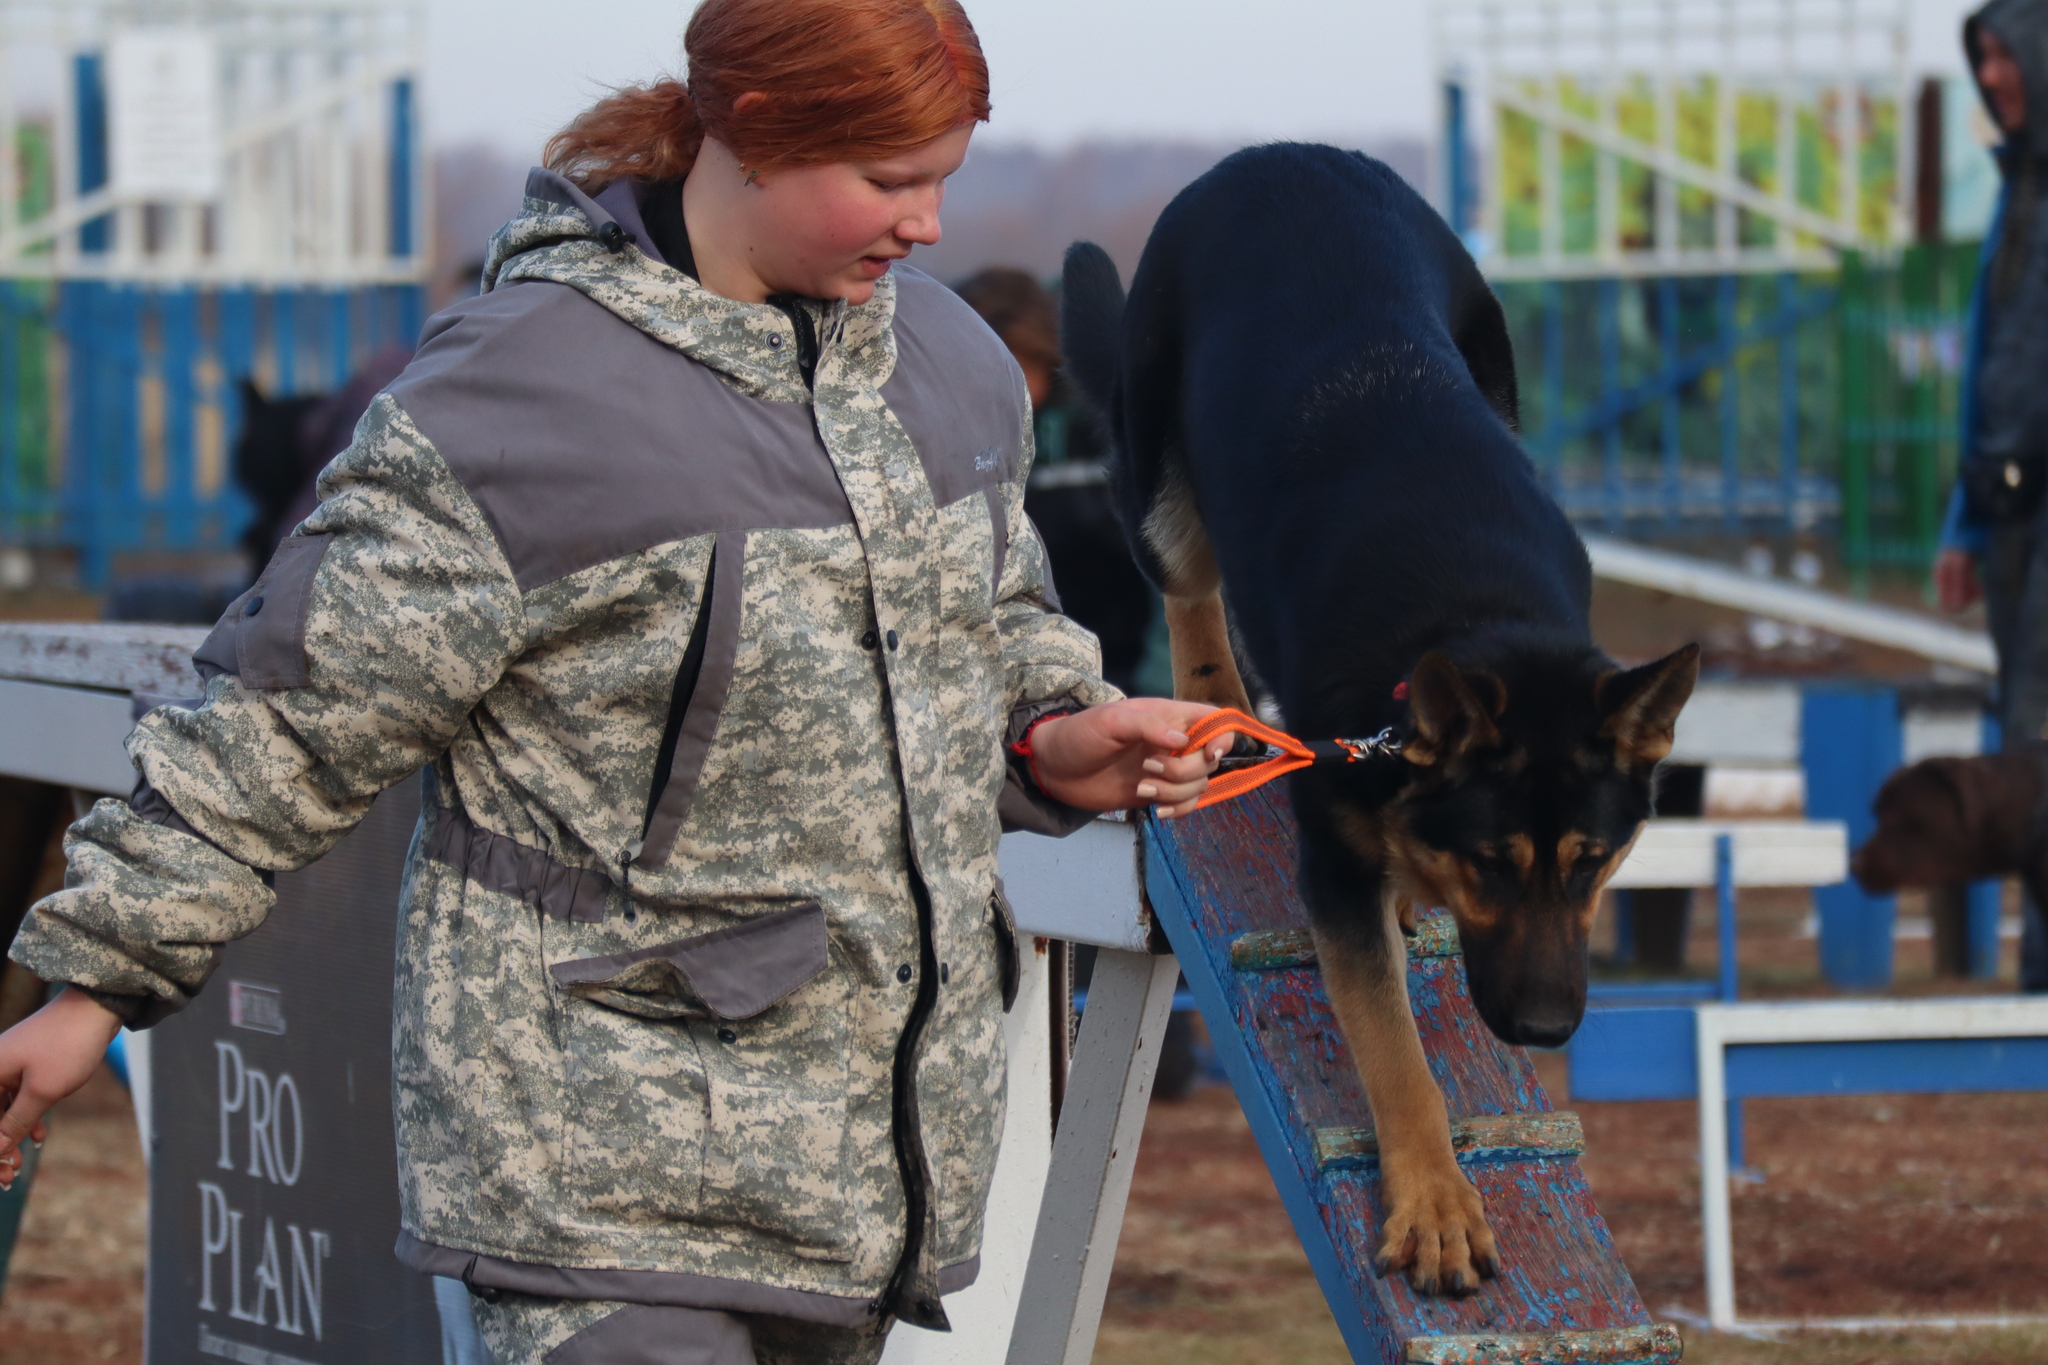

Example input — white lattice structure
[0,0,427,285]
[1438,0,1915,280]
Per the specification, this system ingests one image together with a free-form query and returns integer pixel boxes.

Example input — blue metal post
[389,79,416,259]
[1801,686,1902,988]
[325,290,352,388]
[1718,274,1740,534]
[1778,272,1801,529]
[274,290,299,395]
[1444,81,1474,240]
[1611,888,1636,966]
[1598,278,1622,530]
[1659,276,1681,529]
[397,283,427,348]
[1540,280,1565,485]
[74,53,110,253]
[1970,711,2007,979]
[1716,832,1739,1002]
[1717,832,1747,1169]
[0,283,19,542]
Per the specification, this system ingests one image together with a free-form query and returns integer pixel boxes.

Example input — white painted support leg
[1003,948,1180,1365]
[1696,1008,1736,1330]
[882,943,1057,1365]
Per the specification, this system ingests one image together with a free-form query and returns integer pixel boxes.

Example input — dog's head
[1366,641,1699,1048]
[1851,752,2039,892]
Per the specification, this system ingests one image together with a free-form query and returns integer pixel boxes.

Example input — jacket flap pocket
[550,902,829,1020]
[195,533,334,690]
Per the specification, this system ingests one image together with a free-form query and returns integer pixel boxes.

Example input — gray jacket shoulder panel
[389,281,853,592]
[883,267,1030,509]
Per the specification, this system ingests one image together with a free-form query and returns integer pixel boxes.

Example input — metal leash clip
[1328,728,1405,763]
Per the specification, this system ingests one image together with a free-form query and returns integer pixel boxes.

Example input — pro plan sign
[196,1032,325,1342]
[147,783,440,1364]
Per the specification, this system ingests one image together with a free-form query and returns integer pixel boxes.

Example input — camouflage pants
[472,1291,891,1365]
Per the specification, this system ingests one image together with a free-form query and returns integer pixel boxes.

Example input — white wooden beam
[1585,535,1997,672]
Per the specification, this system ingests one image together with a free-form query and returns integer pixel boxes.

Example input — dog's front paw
[1373,1163,1498,1297]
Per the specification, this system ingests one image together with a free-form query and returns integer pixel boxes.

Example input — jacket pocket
[638,532,745,870]
[549,902,828,1020]
[193,532,334,689]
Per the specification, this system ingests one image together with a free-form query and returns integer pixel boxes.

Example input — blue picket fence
[0,280,425,587]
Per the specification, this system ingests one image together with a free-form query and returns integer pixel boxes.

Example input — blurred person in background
[1935,0,2048,992]
[955,267,1157,694]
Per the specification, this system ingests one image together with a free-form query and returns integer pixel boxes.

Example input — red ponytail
[545,0,991,187]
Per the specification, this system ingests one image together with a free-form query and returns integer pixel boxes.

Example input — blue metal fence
[1498,272,1841,537]
[0,281,425,586]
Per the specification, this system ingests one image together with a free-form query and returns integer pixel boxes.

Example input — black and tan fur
[1062,144,1698,1296]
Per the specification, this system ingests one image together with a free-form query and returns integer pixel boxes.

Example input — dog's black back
[1064,143,1591,739]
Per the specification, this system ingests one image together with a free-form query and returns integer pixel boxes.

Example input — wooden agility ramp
[1145,785,1681,1365]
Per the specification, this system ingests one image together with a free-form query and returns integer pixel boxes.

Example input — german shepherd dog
[1062,144,1698,1296]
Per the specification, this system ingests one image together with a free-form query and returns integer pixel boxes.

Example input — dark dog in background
[1062,143,1698,1296]
[233,345,414,578]
[1852,747,2048,909]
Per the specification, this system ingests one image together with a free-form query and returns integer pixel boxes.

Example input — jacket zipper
[880,864,947,1329]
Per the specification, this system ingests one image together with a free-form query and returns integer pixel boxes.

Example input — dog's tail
[1060,241,1125,415]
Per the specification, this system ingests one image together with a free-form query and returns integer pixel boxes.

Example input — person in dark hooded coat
[1936,0,2048,991]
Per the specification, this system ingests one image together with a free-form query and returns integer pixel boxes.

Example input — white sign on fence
[109,30,221,200]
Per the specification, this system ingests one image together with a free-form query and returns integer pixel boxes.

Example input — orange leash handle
[1178,709,1317,811]
[1175,708,1406,812]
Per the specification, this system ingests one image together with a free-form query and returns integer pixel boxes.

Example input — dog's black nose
[1511,1013,1580,1049]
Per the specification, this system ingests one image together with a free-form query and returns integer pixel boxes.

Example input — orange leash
[1178,709,1405,811]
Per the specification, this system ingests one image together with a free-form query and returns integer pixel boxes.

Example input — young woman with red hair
[0,1,1225,1361]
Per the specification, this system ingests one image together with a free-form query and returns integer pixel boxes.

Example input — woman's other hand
[1026,699,1231,818]
[0,986,123,1188]
[1935,548,1982,614]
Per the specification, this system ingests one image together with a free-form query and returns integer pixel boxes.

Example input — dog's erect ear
[239,376,267,415]
[1403,653,1502,766]
[1597,644,1701,767]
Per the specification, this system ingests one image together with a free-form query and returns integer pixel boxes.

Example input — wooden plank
[1146,786,1676,1365]
[1403,1323,1683,1365]
[0,677,137,792]
[1668,680,1802,764]
[0,622,205,694]
[997,818,1151,952]
[1232,916,1461,971]
[1605,819,1845,889]
[1316,1113,1586,1173]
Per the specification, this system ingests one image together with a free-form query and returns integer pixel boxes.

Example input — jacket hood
[477,168,897,398]
[1967,0,2048,165]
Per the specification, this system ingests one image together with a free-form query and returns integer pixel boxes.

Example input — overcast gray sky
[424,0,1993,162]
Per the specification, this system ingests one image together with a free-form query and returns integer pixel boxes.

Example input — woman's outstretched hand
[1025,698,1232,818]
[0,986,123,1189]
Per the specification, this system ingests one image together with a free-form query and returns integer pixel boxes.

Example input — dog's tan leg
[1145,465,1254,713]
[1164,592,1253,712]
[1314,900,1497,1297]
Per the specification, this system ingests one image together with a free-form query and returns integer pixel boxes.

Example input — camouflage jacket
[9,170,1119,1330]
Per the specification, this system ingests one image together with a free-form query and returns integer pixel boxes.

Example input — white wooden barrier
[1694,998,2048,1336]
